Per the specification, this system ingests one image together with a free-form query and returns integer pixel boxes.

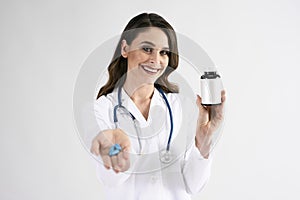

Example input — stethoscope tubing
[113,85,173,153]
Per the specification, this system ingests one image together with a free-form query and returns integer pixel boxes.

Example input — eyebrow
[139,41,170,50]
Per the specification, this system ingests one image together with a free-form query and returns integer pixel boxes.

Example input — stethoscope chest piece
[160,149,173,164]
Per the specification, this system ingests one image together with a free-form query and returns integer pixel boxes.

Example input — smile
[141,65,161,74]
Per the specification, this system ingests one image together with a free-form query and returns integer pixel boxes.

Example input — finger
[120,141,131,154]
[91,138,100,156]
[196,95,201,107]
[210,106,225,129]
[119,149,131,172]
[99,144,112,169]
[196,95,208,112]
[216,90,226,117]
[210,103,224,119]
[101,155,112,169]
[117,152,126,171]
[213,106,224,121]
[121,154,130,172]
[111,155,120,173]
[221,90,226,103]
[210,90,225,115]
[196,95,203,107]
[122,147,130,160]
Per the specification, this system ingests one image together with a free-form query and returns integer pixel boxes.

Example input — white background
[1,0,300,199]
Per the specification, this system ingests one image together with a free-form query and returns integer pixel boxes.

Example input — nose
[149,50,161,65]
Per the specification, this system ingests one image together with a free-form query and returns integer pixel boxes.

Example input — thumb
[196,95,202,107]
[196,94,209,114]
[196,95,206,109]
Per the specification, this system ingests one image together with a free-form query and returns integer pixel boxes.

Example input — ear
[121,39,129,58]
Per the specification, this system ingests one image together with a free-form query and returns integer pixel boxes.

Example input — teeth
[143,66,159,73]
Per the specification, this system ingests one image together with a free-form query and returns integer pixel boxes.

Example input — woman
[91,13,226,200]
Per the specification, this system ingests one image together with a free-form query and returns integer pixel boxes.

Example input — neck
[123,80,155,102]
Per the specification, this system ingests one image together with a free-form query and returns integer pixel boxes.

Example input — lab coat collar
[114,87,163,127]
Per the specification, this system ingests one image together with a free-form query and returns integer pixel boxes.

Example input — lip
[140,64,162,75]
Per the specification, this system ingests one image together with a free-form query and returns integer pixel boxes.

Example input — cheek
[162,57,169,68]
[127,52,148,67]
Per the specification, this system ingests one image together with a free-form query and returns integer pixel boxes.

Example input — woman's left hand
[195,90,226,158]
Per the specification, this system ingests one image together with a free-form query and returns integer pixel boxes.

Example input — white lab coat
[92,87,213,200]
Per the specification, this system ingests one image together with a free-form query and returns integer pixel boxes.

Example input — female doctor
[90,13,226,200]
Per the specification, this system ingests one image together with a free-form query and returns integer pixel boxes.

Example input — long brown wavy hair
[97,13,179,99]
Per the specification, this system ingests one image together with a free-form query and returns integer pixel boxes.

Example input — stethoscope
[113,84,174,164]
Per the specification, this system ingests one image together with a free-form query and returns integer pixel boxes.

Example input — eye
[160,50,170,56]
[142,47,153,53]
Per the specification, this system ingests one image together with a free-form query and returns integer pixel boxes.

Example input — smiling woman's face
[121,27,170,84]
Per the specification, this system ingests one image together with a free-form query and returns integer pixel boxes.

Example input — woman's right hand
[91,129,131,173]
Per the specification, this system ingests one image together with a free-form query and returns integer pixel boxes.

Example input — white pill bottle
[200,70,223,106]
